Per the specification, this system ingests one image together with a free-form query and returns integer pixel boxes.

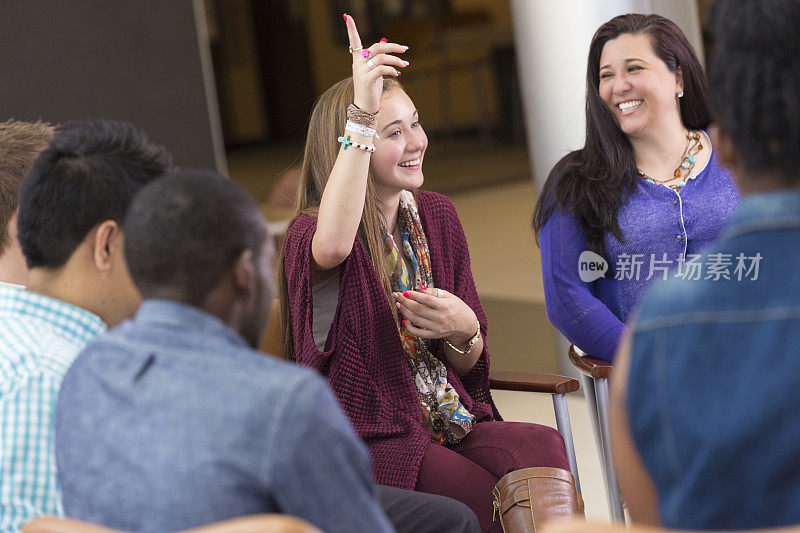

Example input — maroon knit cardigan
[283,189,502,490]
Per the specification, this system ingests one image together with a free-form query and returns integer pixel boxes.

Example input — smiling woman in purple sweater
[533,14,740,363]
[279,14,582,533]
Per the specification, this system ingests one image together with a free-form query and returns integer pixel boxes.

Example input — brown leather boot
[492,467,584,532]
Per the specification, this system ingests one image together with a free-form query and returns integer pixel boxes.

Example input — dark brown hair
[0,120,55,254]
[532,14,712,261]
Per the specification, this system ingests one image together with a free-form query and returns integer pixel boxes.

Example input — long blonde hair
[278,76,403,359]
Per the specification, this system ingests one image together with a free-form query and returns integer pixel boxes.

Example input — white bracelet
[345,120,379,139]
[337,134,375,153]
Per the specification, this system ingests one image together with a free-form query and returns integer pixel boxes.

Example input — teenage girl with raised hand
[279,14,582,533]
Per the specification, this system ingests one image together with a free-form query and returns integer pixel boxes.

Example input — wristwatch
[445,327,481,355]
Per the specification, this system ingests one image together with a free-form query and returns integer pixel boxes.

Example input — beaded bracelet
[347,103,377,129]
[444,328,481,355]
[337,134,375,153]
[345,120,379,139]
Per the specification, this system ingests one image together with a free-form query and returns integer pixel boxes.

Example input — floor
[228,141,614,523]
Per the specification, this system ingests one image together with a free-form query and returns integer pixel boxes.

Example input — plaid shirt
[0,286,105,533]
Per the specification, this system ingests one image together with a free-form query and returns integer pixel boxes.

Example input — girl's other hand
[393,287,479,344]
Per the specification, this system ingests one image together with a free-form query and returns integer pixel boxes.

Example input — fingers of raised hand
[343,14,363,51]
[354,52,409,76]
[358,65,401,80]
[353,42,408,64]
[364,53,409,70]
[368,42,409,56]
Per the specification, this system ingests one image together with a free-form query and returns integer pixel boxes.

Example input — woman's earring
[678,91,684,98]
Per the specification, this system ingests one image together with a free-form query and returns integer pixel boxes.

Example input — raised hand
[344,14,409,114]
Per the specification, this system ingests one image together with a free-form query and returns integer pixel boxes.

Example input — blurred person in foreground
[0,120,171,533]
[55,170,479,533]
[611,0,800,528]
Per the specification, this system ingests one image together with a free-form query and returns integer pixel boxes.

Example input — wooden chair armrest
[22,517,118,533]
[182,515,323,533]
[23,515,323,533]
[489,370,579,395]
[568,345,614,379]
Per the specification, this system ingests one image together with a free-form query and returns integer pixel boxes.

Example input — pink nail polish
[396,70,401,76]
[420,284,427,290]
[380,38,388,43]
[343,13,348,21]
[403,291,410,297]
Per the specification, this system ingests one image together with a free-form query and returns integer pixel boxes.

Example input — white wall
[511,0,701,191]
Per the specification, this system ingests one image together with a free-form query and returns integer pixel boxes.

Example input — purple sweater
[540,151,740,362]
[283,189,500,490]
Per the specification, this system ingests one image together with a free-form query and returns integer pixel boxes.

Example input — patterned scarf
[383,190,474,445]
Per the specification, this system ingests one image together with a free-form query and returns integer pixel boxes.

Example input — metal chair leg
[581,373,604,463]
[552,393,581,494]
[594,377,625,522]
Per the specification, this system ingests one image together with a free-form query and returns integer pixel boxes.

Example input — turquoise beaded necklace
[638,131,704,192]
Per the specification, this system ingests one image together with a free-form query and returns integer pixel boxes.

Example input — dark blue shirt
[628,191,800,528]
[55,300,393,533]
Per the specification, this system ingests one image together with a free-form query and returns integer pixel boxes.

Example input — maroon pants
[414,421,570,532]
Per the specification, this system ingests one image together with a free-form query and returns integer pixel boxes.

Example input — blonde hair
[279,76,403,358]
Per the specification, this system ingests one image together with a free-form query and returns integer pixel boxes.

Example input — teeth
[398,158,421,167]
[618,99,643,112]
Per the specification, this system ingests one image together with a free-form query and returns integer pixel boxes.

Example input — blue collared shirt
[0,286,106,533]
[55,299,393,533]
[628,190,800,528]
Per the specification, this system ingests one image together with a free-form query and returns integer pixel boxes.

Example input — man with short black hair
[0,119,172,533]
[0,119,55,286]
[56,170,480,533]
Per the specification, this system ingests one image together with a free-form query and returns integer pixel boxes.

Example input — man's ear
[92,220,119,271]
[232,249,255,294]
[710,125,737,169]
